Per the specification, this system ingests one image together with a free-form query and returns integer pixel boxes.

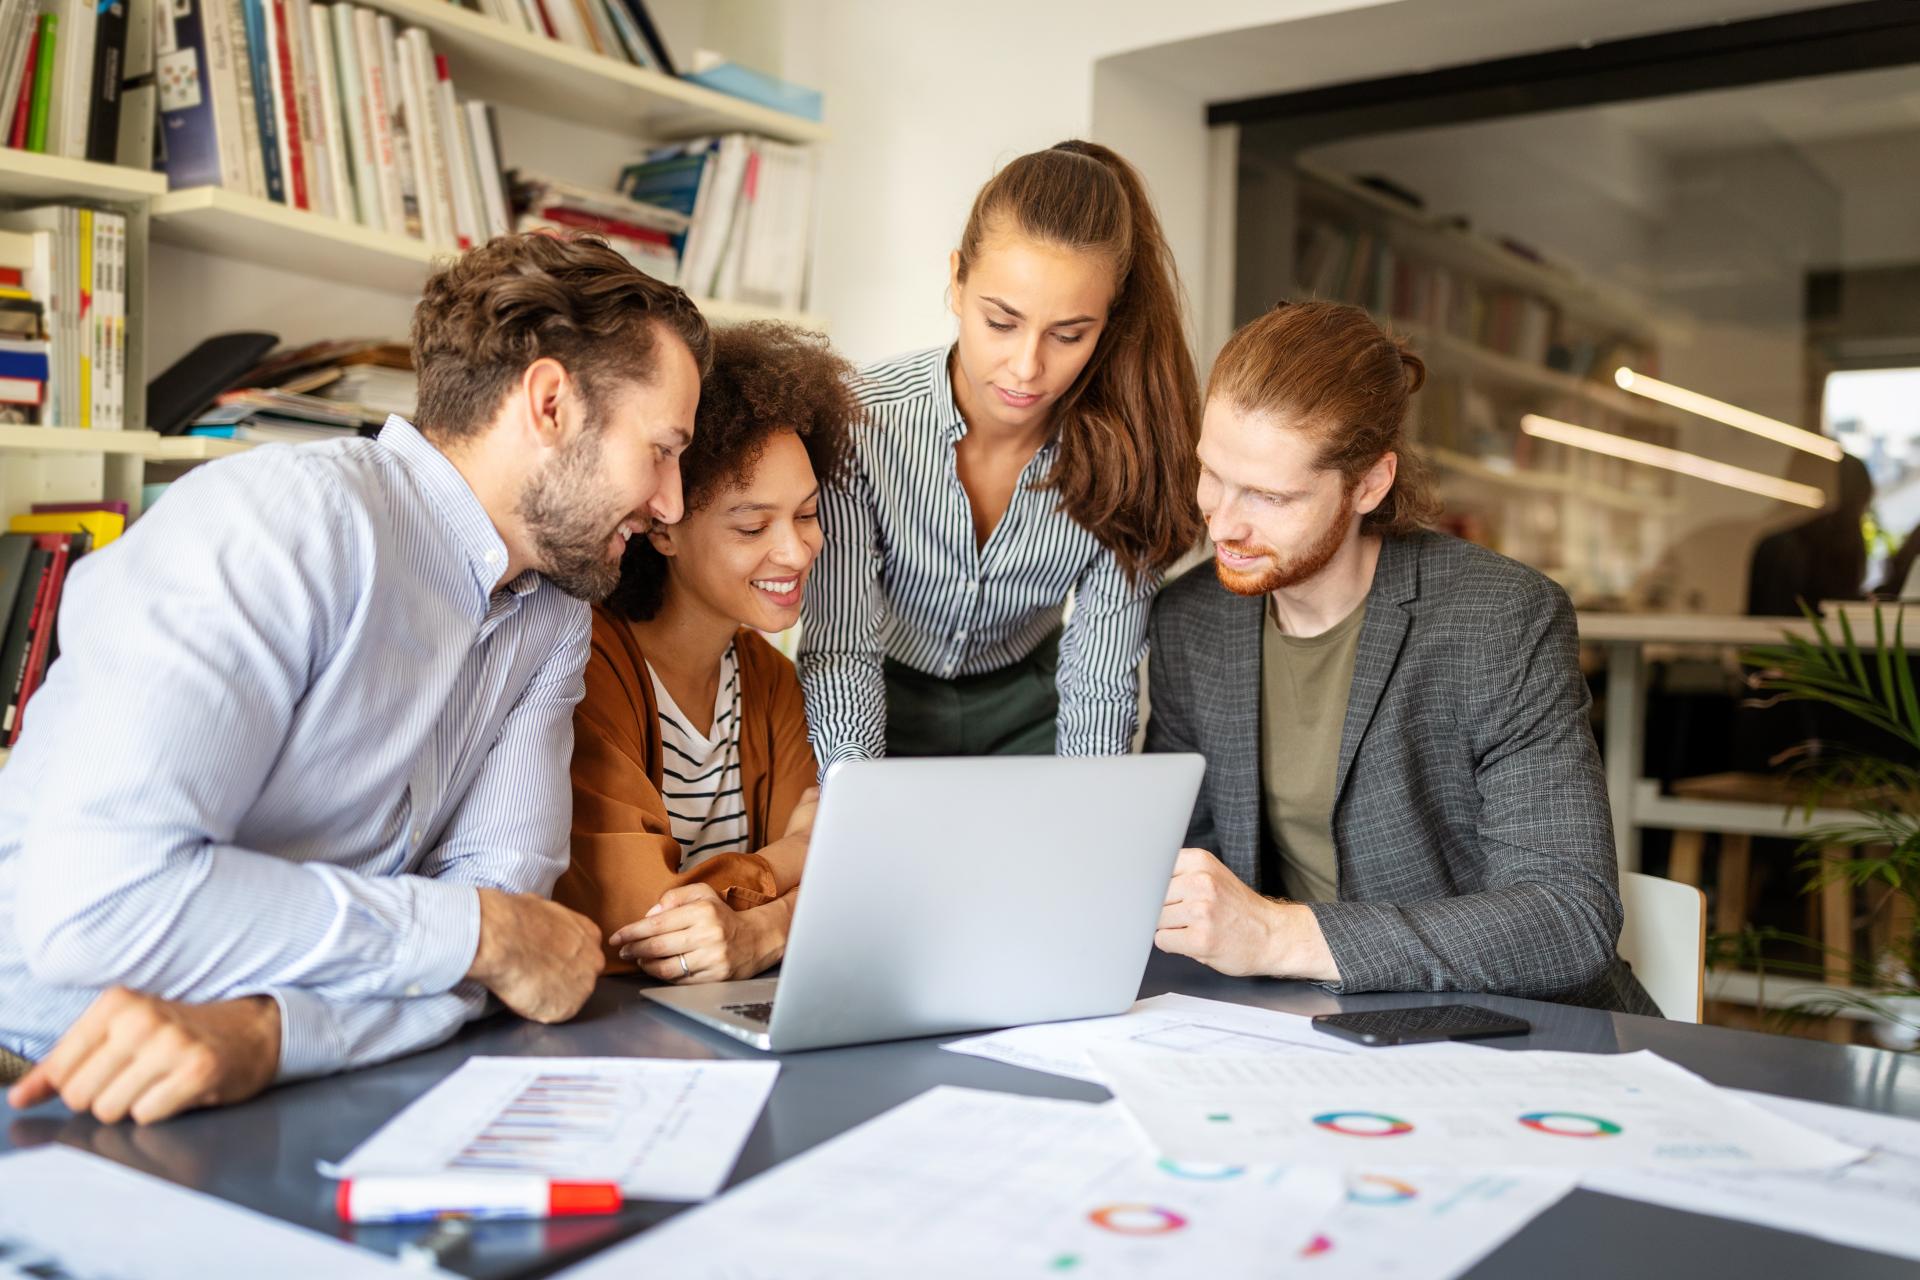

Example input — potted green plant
[1734,603,1920,1049]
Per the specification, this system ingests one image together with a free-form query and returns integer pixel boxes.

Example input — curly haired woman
[556,322,862,984]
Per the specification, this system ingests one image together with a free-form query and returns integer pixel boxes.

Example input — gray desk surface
[5,953,1918,1278]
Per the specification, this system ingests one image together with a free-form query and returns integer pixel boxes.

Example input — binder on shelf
[0,539,52,742]
[117,0,156,170]
[683,57,821,123]
[83,0,129,162]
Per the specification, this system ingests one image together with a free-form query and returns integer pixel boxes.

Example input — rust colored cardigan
[556,606,817,971]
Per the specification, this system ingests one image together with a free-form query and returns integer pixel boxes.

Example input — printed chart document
[1089,1046,1866,1172]
[323,1056,778,1201]
[1583,1090,1920,1262]
[0,1145,414,1279]
[1299,1169,1576,1279]
[554,1087,1346,1279]
[942,993,1472,1085]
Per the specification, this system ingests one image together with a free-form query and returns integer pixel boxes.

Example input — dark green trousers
[884,630,1060,757]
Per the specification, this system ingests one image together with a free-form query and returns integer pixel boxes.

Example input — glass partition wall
[1235,53,1920,616]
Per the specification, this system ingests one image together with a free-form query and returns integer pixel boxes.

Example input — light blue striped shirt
[0,417,589,1080]
[799,346,1159,768]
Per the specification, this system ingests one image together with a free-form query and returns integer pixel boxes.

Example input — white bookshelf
[0,5,830,541]
[0,425,249,460]
[0,147,168,204]
[356,0,828,145]
[151,186,444,291]
[152,184,827,328]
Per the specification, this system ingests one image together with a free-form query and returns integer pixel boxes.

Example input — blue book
[619,149,710,256]
[156,0,221,189]
[239,0,284,204]
[683,63,821,122]
[0,350,50,381]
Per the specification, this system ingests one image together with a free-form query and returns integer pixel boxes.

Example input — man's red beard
[1214,493,1355,596]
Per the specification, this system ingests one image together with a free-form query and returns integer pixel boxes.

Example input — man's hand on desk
[1154,847,1342,983]
[468,890,605,1023]
[7,988,281,1125]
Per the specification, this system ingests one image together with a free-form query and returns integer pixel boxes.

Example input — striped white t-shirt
[650,643,749,868]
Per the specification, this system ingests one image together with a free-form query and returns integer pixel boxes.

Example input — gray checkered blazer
[1145,532,1658,1015]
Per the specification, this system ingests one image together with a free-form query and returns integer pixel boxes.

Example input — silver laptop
[642,753,1206,1051]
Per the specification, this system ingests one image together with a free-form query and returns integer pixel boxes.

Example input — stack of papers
[1084,1044,1863,1171]
[549,996,1901,1280]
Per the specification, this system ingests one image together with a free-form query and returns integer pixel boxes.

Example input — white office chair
[1618,871,1707,1023]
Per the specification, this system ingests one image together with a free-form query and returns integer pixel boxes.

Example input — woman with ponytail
[799,140,1201,766]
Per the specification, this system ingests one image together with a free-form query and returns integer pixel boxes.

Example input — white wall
[767,0,1387,364]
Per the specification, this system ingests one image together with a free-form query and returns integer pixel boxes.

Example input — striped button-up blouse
[798,346,1159,769]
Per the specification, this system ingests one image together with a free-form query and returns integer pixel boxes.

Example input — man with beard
[0,233,707,1123]
[1145,301,1656,1014]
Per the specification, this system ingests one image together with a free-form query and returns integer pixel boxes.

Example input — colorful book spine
[0,543,50,736]
[218,0,268,197]
[267,0,309,210]
[24,14,56,153]
[84,0,129,162]
[241,0,286,203]
[156,0,223,190]
[8,26,39,150]
[9,538,71,744]
[4,536,65,743]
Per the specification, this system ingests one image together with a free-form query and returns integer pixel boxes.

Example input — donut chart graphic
[1347,1174,1419,1204]
[1518,1111,1623,1138]
[1088,1204,1189,1236]
[1155,1159,1246,1181]
[1311,1110,1415,1138]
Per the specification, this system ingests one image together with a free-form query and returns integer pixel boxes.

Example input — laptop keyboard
[721,1001,775,1024]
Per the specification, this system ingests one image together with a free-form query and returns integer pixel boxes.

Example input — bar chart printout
[322,1057,780,1201]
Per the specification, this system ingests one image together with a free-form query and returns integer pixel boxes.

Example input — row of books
[0,0,151,164]
[0,507,124,746]
[1297,219,1564,368]
[619,133,815,313]
[512,172,684,283]
[161,0,513,250]
[448,0,675,73]
[0,206,128,429]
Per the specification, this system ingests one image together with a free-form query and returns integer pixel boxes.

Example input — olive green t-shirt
[1259,599,1366,902]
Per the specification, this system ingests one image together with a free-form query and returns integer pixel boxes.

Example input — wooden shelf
[1428,446,1677,516]
[0,424,255,460]
[0,147,168,205]
[1300,163,1689,345]
[355,0,829,144]
[150,186,826,326]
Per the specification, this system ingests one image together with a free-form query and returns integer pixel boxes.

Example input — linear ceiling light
[1519,414,1826,509]
[1613,367,1844,461]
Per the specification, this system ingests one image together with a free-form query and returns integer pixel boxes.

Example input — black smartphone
[1311,1004,1531,1046]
